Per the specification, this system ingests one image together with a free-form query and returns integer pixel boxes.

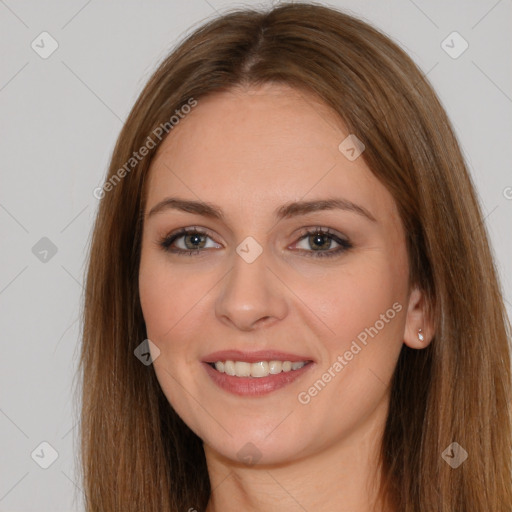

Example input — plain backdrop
[1,0,511,510]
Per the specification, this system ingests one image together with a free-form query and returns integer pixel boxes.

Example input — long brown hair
[77,2,512,510]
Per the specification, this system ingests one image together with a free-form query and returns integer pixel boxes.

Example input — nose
[214,248,288,331]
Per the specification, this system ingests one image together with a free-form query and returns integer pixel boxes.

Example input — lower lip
[202,362,315,396]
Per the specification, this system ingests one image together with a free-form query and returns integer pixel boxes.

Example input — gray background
[1,0,511,510]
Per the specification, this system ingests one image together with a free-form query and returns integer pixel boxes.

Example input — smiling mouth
[207,360,313,378]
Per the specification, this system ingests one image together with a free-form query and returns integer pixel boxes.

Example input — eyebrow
[147,197,377,222]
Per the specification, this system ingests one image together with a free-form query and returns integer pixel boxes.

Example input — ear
[403,287,434,349]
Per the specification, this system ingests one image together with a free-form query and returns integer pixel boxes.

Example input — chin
[205,434,309,467]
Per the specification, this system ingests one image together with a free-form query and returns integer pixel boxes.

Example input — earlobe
[403,287,434,349]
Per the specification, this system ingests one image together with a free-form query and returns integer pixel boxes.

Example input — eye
[157,226,353,258]
[291,227,352,258]
[158,227,221,256]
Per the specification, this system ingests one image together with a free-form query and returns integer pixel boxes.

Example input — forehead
[145,83,398,225]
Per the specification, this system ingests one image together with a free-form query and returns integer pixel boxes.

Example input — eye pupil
[310,232,330,250]
[185,233,206,250]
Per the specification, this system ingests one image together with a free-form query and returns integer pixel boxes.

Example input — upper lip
[202,350,314,364]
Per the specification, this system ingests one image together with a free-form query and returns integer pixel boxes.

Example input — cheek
[138,253,203,341]
[138,260,171,337]
[293,255,406,438]
[312,256,405,340]
[302,253,408,408]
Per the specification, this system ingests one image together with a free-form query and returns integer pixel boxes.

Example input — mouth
[201,350,315,396]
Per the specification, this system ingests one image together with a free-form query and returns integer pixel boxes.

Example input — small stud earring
[418,328,424,341]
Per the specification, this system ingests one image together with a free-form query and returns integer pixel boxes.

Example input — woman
[78,2,512,511]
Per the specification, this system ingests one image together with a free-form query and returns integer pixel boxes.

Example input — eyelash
[157,226,353,259]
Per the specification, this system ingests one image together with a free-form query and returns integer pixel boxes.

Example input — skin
[138,82,433,511]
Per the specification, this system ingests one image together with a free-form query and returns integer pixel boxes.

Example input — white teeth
[251,361,269,377]
[234,361,251,377]
[224,360,235,376]
[268,360,282,374]
[213,360,307,378]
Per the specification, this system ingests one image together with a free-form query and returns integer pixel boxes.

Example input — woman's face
[138,83,420,466]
